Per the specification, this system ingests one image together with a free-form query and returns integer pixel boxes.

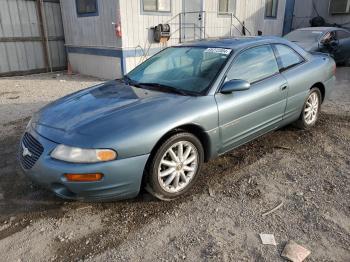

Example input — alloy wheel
[304,92,319,125]
[157,141,199,193]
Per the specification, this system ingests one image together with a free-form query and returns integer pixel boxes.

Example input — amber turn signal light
[65,173,103,182]
[97,150,117,162]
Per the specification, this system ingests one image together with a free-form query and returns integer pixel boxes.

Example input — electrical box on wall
[153,24,171,43]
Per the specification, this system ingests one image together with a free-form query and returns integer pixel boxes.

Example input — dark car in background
[284,27,350,65]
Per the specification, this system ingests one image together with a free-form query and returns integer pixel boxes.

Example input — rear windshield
[284,30,323,42]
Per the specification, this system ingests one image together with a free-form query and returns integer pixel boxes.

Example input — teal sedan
[20,37,336,201]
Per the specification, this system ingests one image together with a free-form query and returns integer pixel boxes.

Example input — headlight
[51,145,117,163]
[27,112,39,129]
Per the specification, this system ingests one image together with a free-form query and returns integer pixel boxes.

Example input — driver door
[215,45,288,153]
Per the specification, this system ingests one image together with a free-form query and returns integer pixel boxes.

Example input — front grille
[19,132,44,169]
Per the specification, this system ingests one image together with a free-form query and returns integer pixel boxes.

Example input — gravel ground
[0,69,349,262]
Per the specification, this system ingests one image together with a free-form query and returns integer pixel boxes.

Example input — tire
[146,132,204,201]
[294,88,322,129]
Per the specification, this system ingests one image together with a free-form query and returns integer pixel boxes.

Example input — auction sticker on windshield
[204,48,232,55]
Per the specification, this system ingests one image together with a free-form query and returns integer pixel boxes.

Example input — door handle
[280,85,287,91]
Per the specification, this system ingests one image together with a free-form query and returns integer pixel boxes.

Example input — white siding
[60,0,121,48]
[120,0,286,48]
[120,0,286,72]
[68,53,122,79]
[203,0,243,38]
[238,0,286,36]
[60,0,122,78]
[119,0,182,71]
[59,0,286,76]
[119,0,181,48]
[203,0,286,37]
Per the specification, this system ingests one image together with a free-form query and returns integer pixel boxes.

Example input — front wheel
[146,132,204,201]
[295,88,321,129]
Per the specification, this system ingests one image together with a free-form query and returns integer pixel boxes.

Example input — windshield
[284,30,323,42]
[125,46,232,95]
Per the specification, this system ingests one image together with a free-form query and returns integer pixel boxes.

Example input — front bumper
[19,129,150,201]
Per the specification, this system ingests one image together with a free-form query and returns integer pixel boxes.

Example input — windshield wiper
[122,75,143,88]
[138,82,194,96]
[122,75,131,84]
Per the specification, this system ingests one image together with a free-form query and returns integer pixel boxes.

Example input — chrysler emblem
[22,143,32,157]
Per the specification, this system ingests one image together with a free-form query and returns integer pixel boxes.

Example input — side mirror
[220,79,250,94]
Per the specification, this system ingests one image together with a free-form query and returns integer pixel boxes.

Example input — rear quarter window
[273,44,304,71]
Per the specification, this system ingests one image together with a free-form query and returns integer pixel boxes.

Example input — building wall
[0,0,66,76]
[61,0,286,78]
[119,0,181,73]
[293,0,350,29]
[60,0,121,48]
[68,53,122,80]
[60,0,123,79]
[120,0,286,73]
[240,0,286,36]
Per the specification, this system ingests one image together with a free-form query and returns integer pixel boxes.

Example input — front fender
[93,96,219,159]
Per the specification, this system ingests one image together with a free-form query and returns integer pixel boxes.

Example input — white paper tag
[204,48,232,55]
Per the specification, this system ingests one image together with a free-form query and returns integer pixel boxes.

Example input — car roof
[176,36,312,61]
[296,27,349,32]
[179,36,290,51]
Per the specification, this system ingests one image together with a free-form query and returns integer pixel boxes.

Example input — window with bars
[265,0,278,18]
[218,0,236,14]
[330,0,350,14]
[142,0,171,13]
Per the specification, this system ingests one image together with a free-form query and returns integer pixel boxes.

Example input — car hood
[33,80,191,146]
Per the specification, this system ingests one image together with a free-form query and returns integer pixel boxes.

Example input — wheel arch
[311,82,325,102]
[149,124,212,163]
[140,123,212,189]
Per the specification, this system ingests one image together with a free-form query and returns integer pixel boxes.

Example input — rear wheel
[146,132,204,201]
[295,88,321,129]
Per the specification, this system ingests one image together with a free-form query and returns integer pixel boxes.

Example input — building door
[181,0,203,42]
[282,0,295,35]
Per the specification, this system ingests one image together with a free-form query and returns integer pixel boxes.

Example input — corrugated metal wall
[0,0,66,76]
